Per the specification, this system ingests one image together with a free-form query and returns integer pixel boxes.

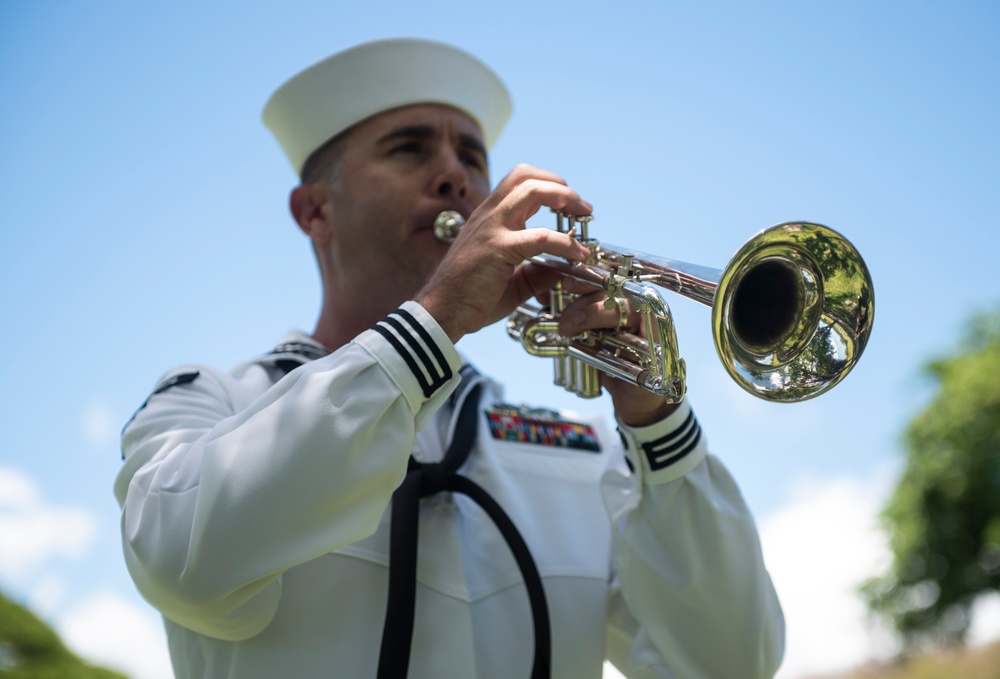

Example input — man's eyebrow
[376,125,488,158]
[376,125,435,145]
[457,133,488,159]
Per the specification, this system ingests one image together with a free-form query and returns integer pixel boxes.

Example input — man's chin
[412,238,450,268]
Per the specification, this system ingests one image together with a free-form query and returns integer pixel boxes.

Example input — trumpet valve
[602,253,637,305]
[617,254,636,277]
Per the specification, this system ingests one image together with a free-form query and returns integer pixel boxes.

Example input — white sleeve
[602,400,785,679]
[114,303,462,641]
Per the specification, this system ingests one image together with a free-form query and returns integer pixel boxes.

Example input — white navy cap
[262,38,512,176]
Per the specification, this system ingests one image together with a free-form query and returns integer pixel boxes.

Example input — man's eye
[391,142,422,155]
[462,153,485,171]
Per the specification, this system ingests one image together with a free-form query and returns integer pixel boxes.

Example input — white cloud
[968,592,1000,648]
[58,591,173,679]
[0,466,39,508]
[0,466,170,677]
[0,467,96,587]
[760,471,897,678]
[759,468,1000,678]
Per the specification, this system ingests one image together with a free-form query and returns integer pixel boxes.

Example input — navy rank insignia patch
[485,403,601,452]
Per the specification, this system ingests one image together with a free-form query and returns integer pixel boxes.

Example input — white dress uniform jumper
[116,302,784,678]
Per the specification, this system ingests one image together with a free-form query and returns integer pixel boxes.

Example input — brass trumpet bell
[710,222,874,401]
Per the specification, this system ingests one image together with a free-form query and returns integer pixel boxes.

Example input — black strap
[376,383,551,679]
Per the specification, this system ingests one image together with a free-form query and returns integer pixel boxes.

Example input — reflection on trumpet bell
[433,210,875,403]
[712,222,874,401]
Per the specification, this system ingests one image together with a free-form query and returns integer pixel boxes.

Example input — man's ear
[289,184,334,243]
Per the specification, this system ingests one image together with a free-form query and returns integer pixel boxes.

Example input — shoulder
[121,363,235,438]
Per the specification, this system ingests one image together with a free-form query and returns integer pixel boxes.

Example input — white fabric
[262,39,512,175]
[115,300,784,678]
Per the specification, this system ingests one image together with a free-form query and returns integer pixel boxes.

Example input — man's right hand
[415,164,593,343]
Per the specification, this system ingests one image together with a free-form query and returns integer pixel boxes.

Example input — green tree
[863,308,1000,650]
[0,590,129,678]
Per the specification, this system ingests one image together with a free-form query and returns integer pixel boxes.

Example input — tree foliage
[863,308,1000,650]
[0,590,128,678]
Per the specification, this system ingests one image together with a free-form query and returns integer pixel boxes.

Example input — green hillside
[0,591,129,678]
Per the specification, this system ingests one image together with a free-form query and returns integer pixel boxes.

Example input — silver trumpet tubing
[433,210,874,403]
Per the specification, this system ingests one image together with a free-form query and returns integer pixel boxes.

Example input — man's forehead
[355,104,485,142]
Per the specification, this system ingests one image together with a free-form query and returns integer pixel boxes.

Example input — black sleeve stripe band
[381,316,451,388]
[381,316,440,383]
[395,308,451,376]
[648,415,697,458]
[644,410,695,452]
[649,427,701,471]
[373,311,453,397]
[372,325,433,396]
[641,410,702,472]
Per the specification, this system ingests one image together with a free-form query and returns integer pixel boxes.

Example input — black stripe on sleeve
[374,309,453,397]
[640,410,703,472]
[396,308,450,377]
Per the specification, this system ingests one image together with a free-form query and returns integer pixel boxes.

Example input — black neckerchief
[376,376,551,679]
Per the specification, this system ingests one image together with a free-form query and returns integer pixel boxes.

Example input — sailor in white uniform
[115,38,784,679]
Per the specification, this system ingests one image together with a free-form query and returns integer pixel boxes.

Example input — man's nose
[431,152,468,199]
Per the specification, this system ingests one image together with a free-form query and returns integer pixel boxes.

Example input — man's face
[321,104,491,304]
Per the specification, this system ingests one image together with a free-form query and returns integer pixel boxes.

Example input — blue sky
[1,2,998,677]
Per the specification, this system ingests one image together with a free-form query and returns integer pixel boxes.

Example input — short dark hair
[299,130,350,185]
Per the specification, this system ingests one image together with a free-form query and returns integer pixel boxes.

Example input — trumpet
[433,210,874,403]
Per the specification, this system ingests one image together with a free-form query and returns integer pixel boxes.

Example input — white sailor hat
[262,38,512,177]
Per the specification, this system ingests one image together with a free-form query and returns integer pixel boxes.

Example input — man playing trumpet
[115,38,784,678]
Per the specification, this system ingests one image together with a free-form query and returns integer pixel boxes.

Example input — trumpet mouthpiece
[433,210,465,244]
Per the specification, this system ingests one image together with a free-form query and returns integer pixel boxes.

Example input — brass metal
[432,210,875,403]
